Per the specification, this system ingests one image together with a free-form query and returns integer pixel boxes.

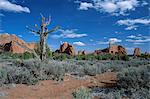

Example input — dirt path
[0,72,117,99]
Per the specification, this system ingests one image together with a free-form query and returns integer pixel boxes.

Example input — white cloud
[127,35,136,38]
[0,0,30,13]
[73,41,86,46]
[117,18,150,30]
[125,25,137,30]
[98,2,117,13]
[98,38,122,45]
[126,34,150,44]
[126,39,150,43]
[79,2,93,10]
[51,29,87,39]
[109,38,122,43]
[141,1,148,6]
[98,41,109,45]
[76,0,142,16]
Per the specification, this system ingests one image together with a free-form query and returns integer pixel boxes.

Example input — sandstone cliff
[0,33,37,53]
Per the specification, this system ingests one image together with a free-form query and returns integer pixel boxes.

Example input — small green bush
[22,52,34,59]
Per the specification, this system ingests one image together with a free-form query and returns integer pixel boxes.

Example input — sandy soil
[0,72,117,99]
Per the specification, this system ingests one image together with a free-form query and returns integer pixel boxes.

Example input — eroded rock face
[78,50,86,55]
[94,45,127,56]
[56,42,75,55]
[0,34,37,53]
[109,45,127,56]
[134,48,141,57]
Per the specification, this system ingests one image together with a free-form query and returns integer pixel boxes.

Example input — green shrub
[52,53,72,61]
[121,55,129,61]
[140,53,150,59]
[22,52,34,59]
[73,87,92,99]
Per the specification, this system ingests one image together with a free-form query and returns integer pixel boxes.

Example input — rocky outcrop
[0,33,37,53]
[94,45,127,56]
[109,45,127,56]
[94,48,109,55]
[78,50,86,55]
[56,42,75,56]
[134,48,141,57]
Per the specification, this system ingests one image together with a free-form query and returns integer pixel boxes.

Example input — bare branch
[47,26,60,33]
[45,16,51,25]
[26,26,40,35]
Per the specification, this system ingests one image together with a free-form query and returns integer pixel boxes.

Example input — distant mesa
[133,48,141,57]
[94,43,127,56]
[0,33,37,54]
[55,42,75,56]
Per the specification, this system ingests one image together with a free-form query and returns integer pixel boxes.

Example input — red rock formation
[109,45,127,56]
[56,42,75,56]
[94,45,127,56]
[78,50,86,55]
[134,48,141,57]
[0,33,37,53]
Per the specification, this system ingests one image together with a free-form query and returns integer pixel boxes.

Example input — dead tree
[27,14,59,61]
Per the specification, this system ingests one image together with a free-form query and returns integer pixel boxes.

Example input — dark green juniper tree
[27,14,59,61]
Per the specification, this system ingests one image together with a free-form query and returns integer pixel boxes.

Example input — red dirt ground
[0,72,117,99]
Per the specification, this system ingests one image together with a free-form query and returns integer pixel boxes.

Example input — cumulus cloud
[98,38,122,45]
[126,34,150,44]
[73,41,86,46]
[51,29,87,39]
[109,38,122,43]
[75,0,145,16]
[0,0,30,13]
[79,2,93,10]
[117,18,150,30]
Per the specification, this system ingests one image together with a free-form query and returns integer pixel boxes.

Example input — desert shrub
[83,65,97,76]
[91,64,150,99]
[0,59,149,86]
[76,55,86,60]
[0,67,7,86]
[116,65,150,98]
[121,55,129,61]
[0,52,13,59]
[35,43,53,58]
[75,54,129,61]
[0,52,34,59]
[140,53,150,59]
[95,55,102,60]
[4,66,37,85]
[0,59,66,86]
[73,87,92,99]
[117,65,150,90]
[22,52,34,59]
[52,53,73,61]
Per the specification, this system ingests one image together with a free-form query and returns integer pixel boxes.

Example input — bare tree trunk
[27,14,59,61]
[40,35,47,61]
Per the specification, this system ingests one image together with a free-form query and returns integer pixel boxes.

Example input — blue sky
[0,0,149,54]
